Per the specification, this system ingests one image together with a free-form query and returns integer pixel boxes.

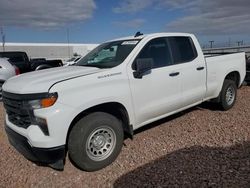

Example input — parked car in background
[0,51,63,73]
[63,56,82,66]
[0,58,19,99]
[0,51,30,73]
[30,58,63,71]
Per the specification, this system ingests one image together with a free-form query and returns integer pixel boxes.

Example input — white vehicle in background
[63,56,82,66]
[0,58,19,99]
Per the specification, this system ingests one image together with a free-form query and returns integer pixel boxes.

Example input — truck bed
[203,52,242,58]
[203,52,246,100]
[204,51,249,83]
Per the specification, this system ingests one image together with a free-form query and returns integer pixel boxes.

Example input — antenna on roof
[134,31,143,37]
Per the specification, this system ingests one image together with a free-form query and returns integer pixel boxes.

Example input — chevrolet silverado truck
[2,33,246,171]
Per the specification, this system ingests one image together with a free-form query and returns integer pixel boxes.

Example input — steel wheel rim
[225,86,235,106]
[86,126,116,161]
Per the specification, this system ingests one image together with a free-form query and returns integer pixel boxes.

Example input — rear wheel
[68,112,124,171]
[219,79,237,110]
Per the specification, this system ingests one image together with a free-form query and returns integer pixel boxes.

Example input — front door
[128,37,183,128]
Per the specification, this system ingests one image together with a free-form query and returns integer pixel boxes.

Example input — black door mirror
[133,58,153,79]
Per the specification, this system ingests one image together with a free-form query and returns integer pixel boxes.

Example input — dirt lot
[0,86,250,188]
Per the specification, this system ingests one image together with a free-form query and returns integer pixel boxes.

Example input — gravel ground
[0,86,250,188]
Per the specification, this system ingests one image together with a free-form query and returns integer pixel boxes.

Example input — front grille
[2,93,31,128]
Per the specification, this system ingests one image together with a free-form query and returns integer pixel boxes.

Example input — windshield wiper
[77,62,113,69]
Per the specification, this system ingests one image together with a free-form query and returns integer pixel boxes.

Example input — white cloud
[166,14,250,35]
[113,0,152,13]
[0,0,96,28]
[113,19,146,28]
[113,0,192,13]
[113,0,250,35]
[165,0,250,35]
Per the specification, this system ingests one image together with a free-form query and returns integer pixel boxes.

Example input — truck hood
[3,66,103,94]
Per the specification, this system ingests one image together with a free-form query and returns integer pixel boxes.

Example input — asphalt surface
[0,86,250,188]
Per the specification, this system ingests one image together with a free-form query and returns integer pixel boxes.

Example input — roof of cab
[107,32,193,42]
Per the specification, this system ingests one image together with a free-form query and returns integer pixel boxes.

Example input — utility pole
[237,41,242,46]
[228,37,231,47]
[1,27,5,52]
[209,40,214,48]
[67,28,70,58]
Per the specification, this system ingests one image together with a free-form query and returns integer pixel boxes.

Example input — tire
[219,79,237,110]
[68,112,124,171]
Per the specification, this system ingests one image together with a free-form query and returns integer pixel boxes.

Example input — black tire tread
[219,79,237,111]
[68,112,124,171]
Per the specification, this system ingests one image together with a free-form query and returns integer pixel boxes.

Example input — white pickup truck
[2,33,246,171]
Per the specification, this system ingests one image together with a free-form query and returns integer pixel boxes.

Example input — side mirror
[133,58,153,79]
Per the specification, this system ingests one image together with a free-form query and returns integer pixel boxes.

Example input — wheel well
[66,102,132,148]
[225,71,240,87]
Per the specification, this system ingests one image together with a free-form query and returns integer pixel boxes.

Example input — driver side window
[136,38,172,69]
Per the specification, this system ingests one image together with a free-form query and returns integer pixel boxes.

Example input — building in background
[0,43,98,60]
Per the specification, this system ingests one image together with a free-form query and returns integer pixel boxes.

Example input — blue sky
[1,0,250,47]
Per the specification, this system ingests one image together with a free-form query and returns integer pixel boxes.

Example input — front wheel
[68,112,124,171]
[219,79,237,110]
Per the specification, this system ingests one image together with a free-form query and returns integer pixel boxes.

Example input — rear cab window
[168,36,198,64]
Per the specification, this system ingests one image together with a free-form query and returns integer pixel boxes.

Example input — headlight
[26,93,58,109]
[22,93,58,136]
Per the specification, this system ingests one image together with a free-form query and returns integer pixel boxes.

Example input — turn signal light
[41,96,57,108]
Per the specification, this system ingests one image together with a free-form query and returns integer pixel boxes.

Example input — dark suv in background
[0,51,63,74]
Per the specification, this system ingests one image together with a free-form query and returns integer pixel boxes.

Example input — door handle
[169,72,180,77]
[196,66,204,71]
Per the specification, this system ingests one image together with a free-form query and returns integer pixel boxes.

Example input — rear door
[168,36,206,107]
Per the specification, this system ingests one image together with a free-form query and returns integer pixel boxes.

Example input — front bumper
[5,125,65,168]
[2,91,75,148]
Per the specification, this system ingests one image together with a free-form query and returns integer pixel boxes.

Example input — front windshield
[76,39,140,68]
